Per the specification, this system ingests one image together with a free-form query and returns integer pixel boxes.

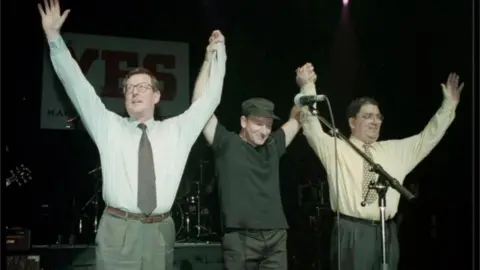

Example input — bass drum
[171,202,184,237]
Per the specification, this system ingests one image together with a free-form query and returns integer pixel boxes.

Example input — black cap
[241,98,280,120]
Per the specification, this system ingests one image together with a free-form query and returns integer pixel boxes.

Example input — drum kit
[171,180,219,242]
[74,160,219,244]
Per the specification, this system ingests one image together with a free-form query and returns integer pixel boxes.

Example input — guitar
[6,165,32,187]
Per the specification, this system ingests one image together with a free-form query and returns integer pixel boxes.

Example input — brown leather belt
[106,206,170,224]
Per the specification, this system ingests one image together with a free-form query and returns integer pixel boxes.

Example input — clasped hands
[296,63,317,88]
[205,30,226,62]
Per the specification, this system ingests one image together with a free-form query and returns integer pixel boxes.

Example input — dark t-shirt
[212,123,288,229]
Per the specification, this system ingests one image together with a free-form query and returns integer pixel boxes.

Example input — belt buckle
[140,214,155,223]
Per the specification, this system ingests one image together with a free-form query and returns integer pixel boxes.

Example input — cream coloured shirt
[48,36,226,214]
[300,84,457,220]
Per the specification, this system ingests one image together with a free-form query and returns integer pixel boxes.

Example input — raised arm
[190,33,222,145]
[281,105,301,147]
[388,73,463,173]
[38,0,113,146]
[178,30,226,146]
[296,63,335,165]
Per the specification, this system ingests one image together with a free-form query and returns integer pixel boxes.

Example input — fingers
[212,30,223,38]
[446,72,459,88]
[458,82,465,93]
[43,0,50,12]
[297,63,314,73]
[60,9,71,25]
[212,30,221,37]
[37,3,46,16]
[450,73,458,83]
[209,30,225,45]
[39,0,61,15]
[304,62,314,70]
[296,62,316,77]
[49,0,56,11]
[447,73,452,82]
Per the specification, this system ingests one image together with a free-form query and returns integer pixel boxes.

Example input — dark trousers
[330,214,399,270]
[222,229,288,270]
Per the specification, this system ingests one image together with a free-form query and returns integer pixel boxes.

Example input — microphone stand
[307,105,415,270]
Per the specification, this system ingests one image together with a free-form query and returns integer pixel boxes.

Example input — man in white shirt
[296,63,463,270]
[38,1,227,269]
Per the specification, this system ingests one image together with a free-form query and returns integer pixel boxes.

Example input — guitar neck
[6,175,16,187]
[5,165,32,187]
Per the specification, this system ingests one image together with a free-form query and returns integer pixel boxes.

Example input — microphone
[294,93,326,107]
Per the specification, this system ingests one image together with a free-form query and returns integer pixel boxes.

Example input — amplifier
[6,255,40,270]
[6,227,31,251]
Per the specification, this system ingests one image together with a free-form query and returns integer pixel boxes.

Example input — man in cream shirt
[38,1,227,269]
[296,63,463,270]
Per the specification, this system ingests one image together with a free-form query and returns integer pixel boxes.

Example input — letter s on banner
[40,33,189,130]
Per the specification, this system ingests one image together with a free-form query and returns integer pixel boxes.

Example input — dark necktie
[362,144,378,205]
[137,123,157,215]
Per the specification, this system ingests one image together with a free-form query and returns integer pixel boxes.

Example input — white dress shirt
[300,84,457,220]
[48,36,226,214]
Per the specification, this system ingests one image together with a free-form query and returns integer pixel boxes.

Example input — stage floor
[26,242,223,270]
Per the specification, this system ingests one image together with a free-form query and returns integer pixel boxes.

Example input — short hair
[346,97,379,119]
[122,67,161,92]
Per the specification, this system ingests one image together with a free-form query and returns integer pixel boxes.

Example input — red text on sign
[67,46,177,100]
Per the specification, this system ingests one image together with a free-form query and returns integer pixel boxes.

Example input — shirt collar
[349,136,378,150]
[128,117,156,130]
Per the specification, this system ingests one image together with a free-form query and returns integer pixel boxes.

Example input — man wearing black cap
[191,65,305,270]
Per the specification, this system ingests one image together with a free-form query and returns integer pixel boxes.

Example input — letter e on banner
[143,54,177,100]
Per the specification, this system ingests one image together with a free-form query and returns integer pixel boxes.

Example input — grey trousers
[95,211,175,270]
[222,229,288,270]
[330,215,399,270]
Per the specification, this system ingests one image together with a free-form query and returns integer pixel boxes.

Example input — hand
[296,62,317,87]
[441,72,464,103]
[205,30,225,62]
[37,0,70,39]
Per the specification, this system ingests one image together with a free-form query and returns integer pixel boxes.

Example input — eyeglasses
[359,113,384,122]
[123,83,154,95]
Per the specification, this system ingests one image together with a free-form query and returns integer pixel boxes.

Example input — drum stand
[184,162,215,242]
[81,186,101,234]
[78,168,102,242]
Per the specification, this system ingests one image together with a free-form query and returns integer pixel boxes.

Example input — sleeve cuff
[48,36,69,56]
[300,83,316,95]
[441,98,458,111]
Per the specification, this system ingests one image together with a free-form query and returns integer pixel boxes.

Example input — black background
[2,0,475,269]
